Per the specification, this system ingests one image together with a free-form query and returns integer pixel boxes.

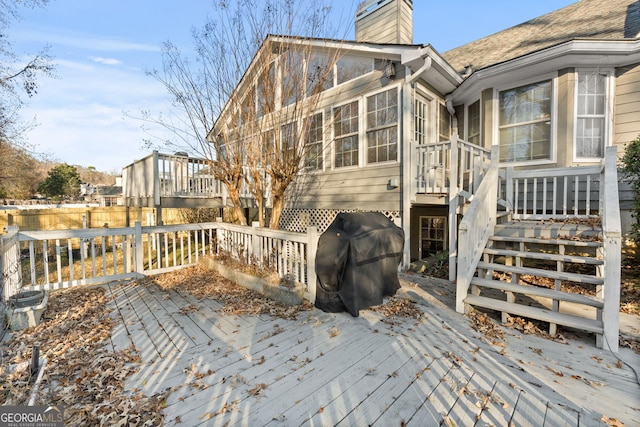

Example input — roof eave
[452,38,640,104]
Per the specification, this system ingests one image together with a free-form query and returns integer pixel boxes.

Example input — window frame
[573,68,613,162]
[365,86,399,165]
[466,99,481,146]
[493,72,558,166]
[304,111,325,172]
[332,98,361,169]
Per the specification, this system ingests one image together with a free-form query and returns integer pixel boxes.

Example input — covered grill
[315,212,404,317]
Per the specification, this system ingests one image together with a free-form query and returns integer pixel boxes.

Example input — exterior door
[419,215,446,259]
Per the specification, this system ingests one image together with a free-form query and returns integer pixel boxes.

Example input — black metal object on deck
[315,212,404,317]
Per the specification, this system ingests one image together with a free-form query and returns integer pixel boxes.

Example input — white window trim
[303,110,326,174]
[414,84,438,144]
[573,68,614,163]
[364,85,401,166]
[492,71,558,166]
[331,97,361,170]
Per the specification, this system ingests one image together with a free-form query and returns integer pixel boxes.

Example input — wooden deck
[104,275,640,426]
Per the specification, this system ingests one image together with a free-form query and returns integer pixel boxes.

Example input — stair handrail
[600,146,621,352]
[456,146,500,313]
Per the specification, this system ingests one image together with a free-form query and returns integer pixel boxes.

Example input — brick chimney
[355,0,413,44]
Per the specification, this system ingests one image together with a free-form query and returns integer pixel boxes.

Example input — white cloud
[15,28,160,53]
[89,56,123,66]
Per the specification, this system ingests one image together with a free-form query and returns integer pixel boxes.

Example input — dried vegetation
[0,287,166,426]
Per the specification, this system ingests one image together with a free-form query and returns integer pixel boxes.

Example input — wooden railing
[414,136,491,199]
[500,164,602,219]
[123,152,227,204]
[1,221,319,304]
[215,222,318,301]
[455,147,500,313]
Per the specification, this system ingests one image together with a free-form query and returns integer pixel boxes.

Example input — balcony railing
[413,136,491,200]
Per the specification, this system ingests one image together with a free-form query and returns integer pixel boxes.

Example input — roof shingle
[442,0,640,74]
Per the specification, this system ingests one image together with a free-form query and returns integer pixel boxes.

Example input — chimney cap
[356,0,412,21]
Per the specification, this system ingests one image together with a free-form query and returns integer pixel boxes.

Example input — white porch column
[400,80,413,270]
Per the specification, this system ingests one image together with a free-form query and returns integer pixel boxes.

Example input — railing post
[251,221,261,265]
[448,136,459,281]
[505,166,514,215]
[134,221,144,275]
[1,226,22,303]
[600,146,621,352]
[306,226,318,303]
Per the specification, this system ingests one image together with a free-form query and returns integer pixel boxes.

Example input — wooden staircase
[462,220,609,342]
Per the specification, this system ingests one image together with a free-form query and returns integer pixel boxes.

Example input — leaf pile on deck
[139,264,313,319]
[0,287,166,426]
[369,296,424,319]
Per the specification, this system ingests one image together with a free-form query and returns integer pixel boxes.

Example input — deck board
[99,278,639,427]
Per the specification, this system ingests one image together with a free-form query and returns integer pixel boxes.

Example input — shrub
[621,135,640,244]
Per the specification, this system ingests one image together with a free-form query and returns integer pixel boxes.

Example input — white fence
[0,222,319,308]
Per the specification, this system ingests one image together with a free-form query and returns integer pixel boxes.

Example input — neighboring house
[96,185,123,207]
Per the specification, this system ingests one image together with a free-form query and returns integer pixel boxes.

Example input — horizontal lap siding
[286,164,401,211]
[355,0,412,44]
[614,63,640,148]
[285,67,406,213]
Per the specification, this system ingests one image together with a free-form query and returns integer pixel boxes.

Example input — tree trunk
[226,185,247,226]
[269,190,285,230]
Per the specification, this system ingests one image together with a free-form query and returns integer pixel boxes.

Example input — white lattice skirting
[278,208,401,233]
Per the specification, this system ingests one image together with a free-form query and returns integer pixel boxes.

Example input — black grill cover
[315,212,405,317]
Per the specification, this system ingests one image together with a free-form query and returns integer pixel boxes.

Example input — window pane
[498,80,552,162]
[576,72,606,158]
[366,89,398,164]
[305,113,324,170]
[337,56,373,85]
[468,100,480,145]
[334,101,359,168]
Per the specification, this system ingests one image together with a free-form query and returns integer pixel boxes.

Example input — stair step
[494,221,602,240]
[476,261,604,286]
[464,294,604,334]
[470,277,604,308]
[489,235,602,248]
[483,248,603,265]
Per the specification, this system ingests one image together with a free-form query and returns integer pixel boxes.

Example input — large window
[305,113,324,170]
[467,100,480,145]
[576,71,607,159]
[334,101,359,168]
[366,88,398,163]
[499,80,552,162]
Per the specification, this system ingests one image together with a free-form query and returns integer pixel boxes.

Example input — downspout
[400,55,432,270]
[407,56,432,84]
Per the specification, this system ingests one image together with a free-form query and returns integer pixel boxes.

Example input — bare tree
[142,0,350,228]
[0,0,55,143]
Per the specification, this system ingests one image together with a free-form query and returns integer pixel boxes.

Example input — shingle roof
[442,0,640,74]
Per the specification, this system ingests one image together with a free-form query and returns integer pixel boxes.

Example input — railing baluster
[574,175,579,215]
[29,241,36,285]
[43,240,49,285]
[532,178,538,215]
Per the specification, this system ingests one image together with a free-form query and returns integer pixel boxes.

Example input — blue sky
[11,0,575,173]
